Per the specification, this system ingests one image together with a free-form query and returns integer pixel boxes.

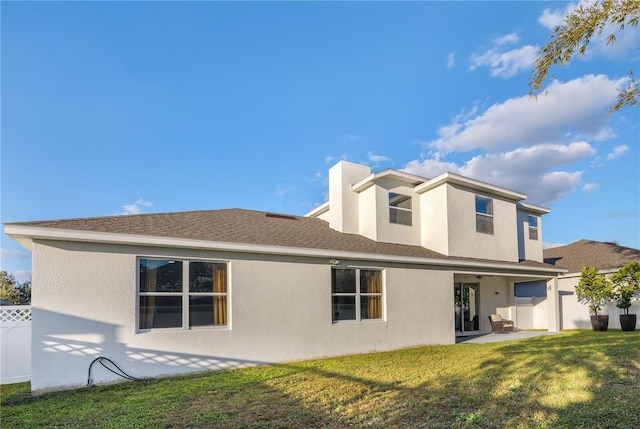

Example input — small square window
[389,193,412,226]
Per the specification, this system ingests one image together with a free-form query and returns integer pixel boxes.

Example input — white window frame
[137,257,229,331]
[475,195,494,235]
[389,192,412,226]
[528,215,539,240]
[331,267,384,323]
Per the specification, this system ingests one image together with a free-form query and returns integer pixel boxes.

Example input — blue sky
[1,1,638,282]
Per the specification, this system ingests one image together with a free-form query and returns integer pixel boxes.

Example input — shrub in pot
[610,262,640,332]
[575,266,613,331]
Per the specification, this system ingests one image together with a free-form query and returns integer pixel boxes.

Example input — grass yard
[1,330,639,428]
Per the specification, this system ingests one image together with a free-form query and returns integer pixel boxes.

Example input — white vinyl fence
[515,297,548,330]
[1,305,31,384]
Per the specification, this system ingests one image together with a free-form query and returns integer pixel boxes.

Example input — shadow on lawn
[283,332,637,428]
[2,331,639,428]
[157,331,640,428]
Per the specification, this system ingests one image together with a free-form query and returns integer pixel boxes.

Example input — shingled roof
[5,208,560,272]
[543,239,640,274]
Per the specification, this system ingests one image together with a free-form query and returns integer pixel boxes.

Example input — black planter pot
[620,314,637,332]
[590,315,609,331]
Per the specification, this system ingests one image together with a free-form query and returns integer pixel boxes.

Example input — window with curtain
[331,268,383,322]
[139,258,228,330]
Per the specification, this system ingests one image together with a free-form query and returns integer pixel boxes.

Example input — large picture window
[389,193,412,226]
[475,195,494,235]
[331,268,383,322]
[139,258,228,330]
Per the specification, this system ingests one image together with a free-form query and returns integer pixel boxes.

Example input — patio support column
[546,276,560,332]
[508,281,517,324]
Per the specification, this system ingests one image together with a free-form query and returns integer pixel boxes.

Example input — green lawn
[1,330,639,428]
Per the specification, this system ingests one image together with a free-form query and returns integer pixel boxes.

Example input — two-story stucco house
[4,161,565,392]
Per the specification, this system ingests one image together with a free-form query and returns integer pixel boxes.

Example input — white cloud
[343,133,360,141]
[477,45,539,78]
[274,186,291,197]
[429,75,621,153]
[582,182,599,192]
[121,199,153,215]
[469,31,538,78]
[446,52,455,68]
[367,152,391,163]
[543,241,566,249]
[403,142,594,205]
[0,248,29,259]
[606,144,629,161]
[538,2,579,29]
[13,271,31,283]
[494,32,520,46]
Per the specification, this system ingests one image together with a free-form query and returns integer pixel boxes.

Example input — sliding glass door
[454,283,479,333]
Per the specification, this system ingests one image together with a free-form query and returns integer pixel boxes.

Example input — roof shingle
[543,239,640,273]
[7,208,559,270]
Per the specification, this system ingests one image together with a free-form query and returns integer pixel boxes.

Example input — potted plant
[575,266,613,331]
[610,262,640,332]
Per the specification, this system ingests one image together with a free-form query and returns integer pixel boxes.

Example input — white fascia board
[305,202,329,218]
[560,268,619,278]
[415,172,526,201]
[4,224,565,275]
[517,201,551,215]
[351,169,427,193]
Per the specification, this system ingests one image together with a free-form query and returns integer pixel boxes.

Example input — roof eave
[351,169,427,193]
[415,172,526,201]
[305,202,330,218]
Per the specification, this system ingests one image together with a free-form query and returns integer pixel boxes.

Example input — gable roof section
[5,208,561,274]
[543,239,640,274]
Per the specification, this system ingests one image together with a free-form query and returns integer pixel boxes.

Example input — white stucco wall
[327,161,370,234]
[477,277,514,332]
[446,185,519,262]
[364,180,421,247]
[558,274,640,330]
[357,185,378,241]
[516,210,544,262]
[419,185,449,255]
[30,240,454,393]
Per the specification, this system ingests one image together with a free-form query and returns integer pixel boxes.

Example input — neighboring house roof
[543,239,640,274]
[5,208,560,274]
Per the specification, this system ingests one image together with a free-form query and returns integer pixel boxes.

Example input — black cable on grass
[87,356,141,386]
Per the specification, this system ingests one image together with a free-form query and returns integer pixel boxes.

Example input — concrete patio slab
[455,330,565,344]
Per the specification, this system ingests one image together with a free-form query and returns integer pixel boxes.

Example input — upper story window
[138,258,228,330]
[528,215,539,240]
[331,267,383,322]
[475,196,494,235]
[389,192,412,226]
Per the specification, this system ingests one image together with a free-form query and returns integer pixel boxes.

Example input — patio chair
[488,314,514,333]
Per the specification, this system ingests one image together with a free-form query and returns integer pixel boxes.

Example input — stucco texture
[30,240,454,392]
